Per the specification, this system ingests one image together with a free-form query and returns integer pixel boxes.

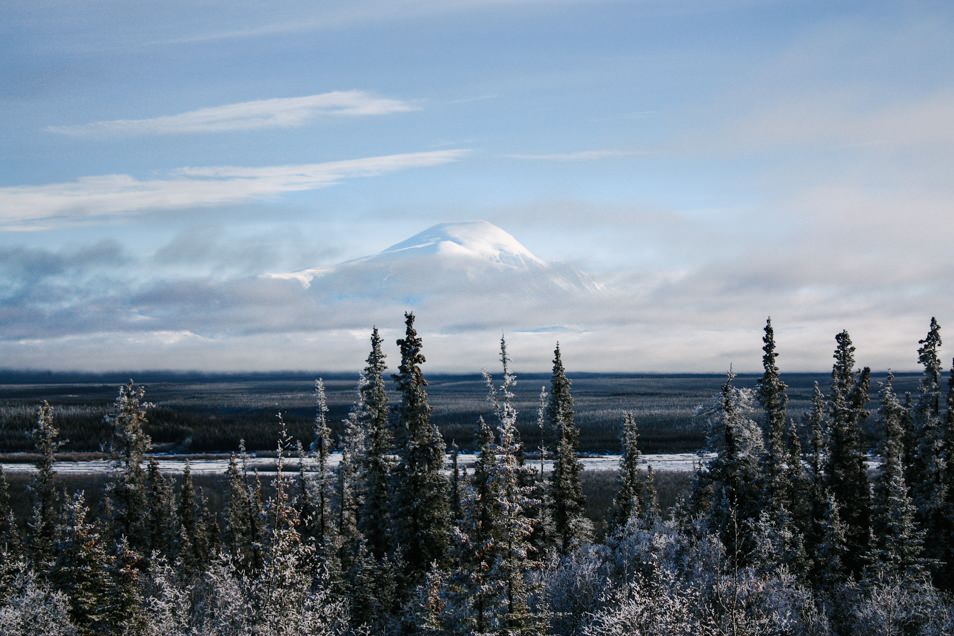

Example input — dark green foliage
[826,330,872,575]
[869,374,927,581]
[610,412,643,530]
[28,401,60,571]
[757,317,792,514]
[146,457,179,560]
[393,312,451,585]
[0,467,22,561]
[548,343,588,553]
[53,492,112,636]
[105,381,152,552]
[360,328,394,561]
[910,318,947,571]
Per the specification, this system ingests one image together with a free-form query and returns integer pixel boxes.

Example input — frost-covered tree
[178,461,210,575]
[337,375,366,569]
[52,492,112,636]
[910,318,947,570]
[393,312,450,584]
[225,451,255,567]
[0,566,75,636]
[548,343,589,553]
[146,457,179,560]
[813,491,848,590]
[483,338,544,634]
[105,380,152,553]
[361,328,394,562]
[310,378,335,551]
[757,317,793,514]
[0,468,23,594]
[28,401,60,571]
[826,330,872,575]
[805,383,829,565]
[869,373,928,581]
[610,412,643,530]
[701,369,765,558]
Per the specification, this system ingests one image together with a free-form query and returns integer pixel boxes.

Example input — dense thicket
[1,316,954,635]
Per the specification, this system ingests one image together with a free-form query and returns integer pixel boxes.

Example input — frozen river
[0,452,715,475]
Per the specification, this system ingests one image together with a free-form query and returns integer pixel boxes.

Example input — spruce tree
[0,467,21,561]
[225,452,253,564]
[806,383,828,563]
[28,401,60,571]
[869,373,927,580]
[53,492,113,636]
[468,415,498,635]
[178,461,209,575]
[640,465,660,525]
[826,330,872,575]
[105,380,152,552]
[360,328,393,561]
[813,491,848,590]
[483,339,542,634]
[610,412,643,530]
[547,343,588,553]
[704,369,764,557]
[146,457,179,560]
[944,358,954,587]
[393,312,451,583]
[757,317,793,514]
[449,442,463,523]
[910,318,946,569]
[312,378,334,551]
[337,377,366,570]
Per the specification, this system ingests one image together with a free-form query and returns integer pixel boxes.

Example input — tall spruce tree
[28,401,60,571]
[338,376,366,570]
[312,378,334,551]
[483,338,542,634]
[547,343,588,553]
[146,457,179,560]
[53,492,113,636]
[105,380,152,552]
[757,317,793,514]
[911,318,946,570]
[610,412,643,530]
[178,461,210,575]
[826,330,872,575]
[704,369,764,558]
[393,312,451,584]
[944,358,954,587]
[360,328,393,561]
[806,383,828,562]
[869,373,927,581]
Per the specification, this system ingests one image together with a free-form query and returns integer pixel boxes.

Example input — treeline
[1,314,954,634]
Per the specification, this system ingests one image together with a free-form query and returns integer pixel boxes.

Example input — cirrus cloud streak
[46,90,418,138]
[0,149,469,229]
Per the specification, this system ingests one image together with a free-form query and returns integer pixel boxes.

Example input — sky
[1,0,953,373]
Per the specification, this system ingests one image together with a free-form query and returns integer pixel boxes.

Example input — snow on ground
[0,452,715,475]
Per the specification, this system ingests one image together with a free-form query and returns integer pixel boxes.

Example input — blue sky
[2,1,953,372]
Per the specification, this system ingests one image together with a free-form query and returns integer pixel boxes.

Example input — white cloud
[504,149,644,162]
[0,150,468,228]
[46,91,417,137]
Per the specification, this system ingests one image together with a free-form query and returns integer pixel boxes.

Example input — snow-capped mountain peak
[268,221,600,296]
[379,221,547,269]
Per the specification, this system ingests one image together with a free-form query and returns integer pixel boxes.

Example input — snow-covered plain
[0,452,713,475]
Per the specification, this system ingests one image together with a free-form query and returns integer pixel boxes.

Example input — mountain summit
[269,221,599,298]
[379,221,546,269]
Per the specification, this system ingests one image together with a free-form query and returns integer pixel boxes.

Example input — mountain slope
[269,221,600,299]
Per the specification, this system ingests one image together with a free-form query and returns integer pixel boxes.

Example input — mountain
[268,221,600,301]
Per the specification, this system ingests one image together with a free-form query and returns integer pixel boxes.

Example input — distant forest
[1,313,953,634]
